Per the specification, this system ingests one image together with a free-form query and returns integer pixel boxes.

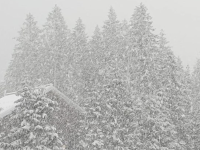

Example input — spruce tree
[70,18,88,101]
[71,18,88,64]
[125,4,183,149]
[118,19,130,63]
[192,59,200,113]
[41,5,70,91]
[190,59,200,149]
[0,87,64,150]
[118,19,131,93]
[156,30,192,149]
[81,26,104,100]
[128,3,158,95]
[101,7,121,84]
[89,26,104,67]
[79,9,131,150]
[5,14,41,92]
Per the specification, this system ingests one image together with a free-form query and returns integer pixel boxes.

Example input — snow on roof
[0,94,21,118]
[0,84,86,118]
[44,85,86,114]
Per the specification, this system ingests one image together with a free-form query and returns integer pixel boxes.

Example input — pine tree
[89,26,104,67]
[5,14,41,92]
[41,5,70,91]
[0,87,64,150]
[102,7,120,53]
[125,4,184,149]
[126,95,180,150]
[78,12,131,148]
[118,19,131,93]
[128,3,158,95]
[101,7,121,84]
[156,30,192,149]
[79,84,131,149]
[69,18,88,101]
[78,13,131,148]
[80,26,104,100]
[192,59,200,113]
[118,19,130,62]
[71,18,88,64]
[190,59,200,149]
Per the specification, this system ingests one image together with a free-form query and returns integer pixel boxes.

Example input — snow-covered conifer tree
[0,87,64,150]
[128,3,158,95]
[41,5,70,91]
[5,14,42,92]
[69,18,88,101]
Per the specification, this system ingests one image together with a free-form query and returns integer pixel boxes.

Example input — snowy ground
[0,94,21,118]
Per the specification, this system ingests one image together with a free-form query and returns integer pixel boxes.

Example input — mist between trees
[0,3,200,150]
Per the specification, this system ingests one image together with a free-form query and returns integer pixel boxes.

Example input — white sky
[0,0,200,81]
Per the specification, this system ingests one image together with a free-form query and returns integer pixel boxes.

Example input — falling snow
[0,3,199,150]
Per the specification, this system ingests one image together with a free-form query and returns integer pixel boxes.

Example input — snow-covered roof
[44,84,86,114]
[0,84,86,118]
[0,94,21,118]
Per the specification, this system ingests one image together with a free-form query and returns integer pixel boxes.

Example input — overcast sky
[0,0,200,81]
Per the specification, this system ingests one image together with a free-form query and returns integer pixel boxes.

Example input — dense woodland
[1,3,200,150]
